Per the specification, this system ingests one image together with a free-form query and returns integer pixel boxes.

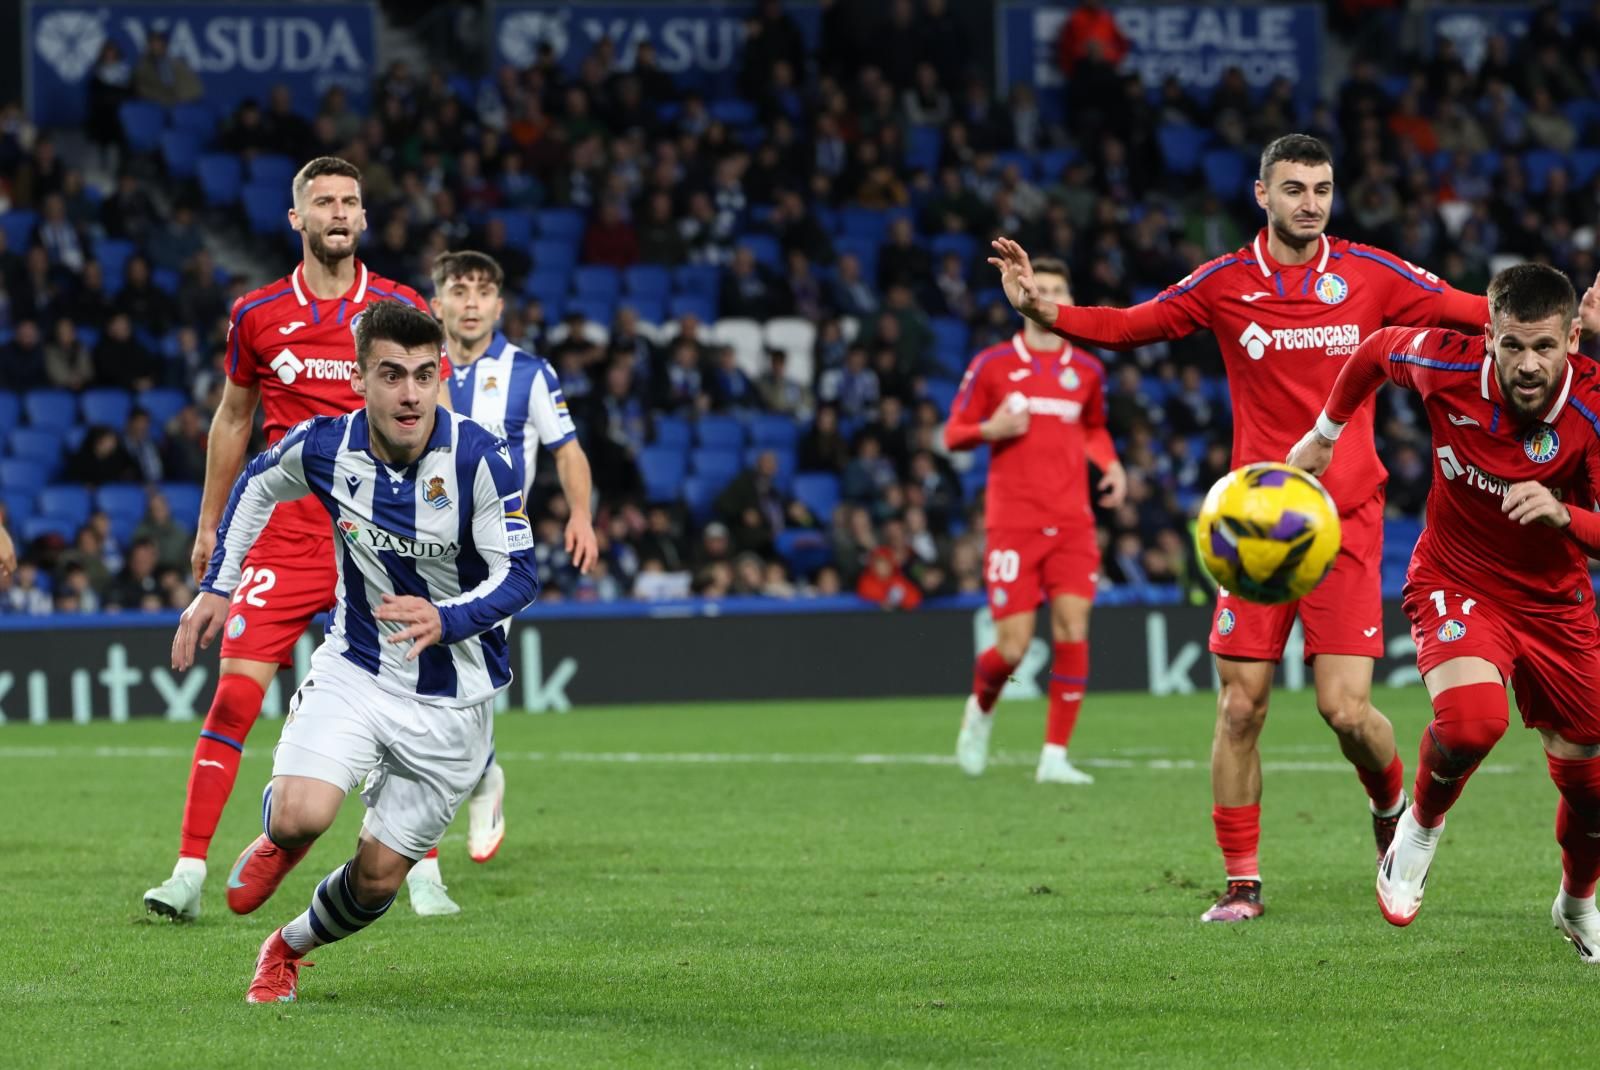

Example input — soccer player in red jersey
[142,157,437,922]
[945,257,1127,784]
[988,134,1506,922]
[1288,265,1600,958]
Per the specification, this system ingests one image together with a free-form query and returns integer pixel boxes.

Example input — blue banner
[492,2,819,96]
[26,2,375,127]
[1426,3,1588,70]
[997,2,1324,120]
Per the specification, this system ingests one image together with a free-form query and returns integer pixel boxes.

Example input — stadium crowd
[3,0,1600,615]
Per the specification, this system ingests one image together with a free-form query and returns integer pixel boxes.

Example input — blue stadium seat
[160,130,200,179]
[929,233,977,267]
[157,483,203,526]
[695,415,746,450]
[93,239,136,288]
[118,100,165,153]
[792,472,841,522]
[567,297,616,327]
[96,483,148,519]
[996,150,1036,180]
[242,181,289,234]
[680,475,720,521]
[960,468,987,504]
[197,154,243,206]
[1157,125,1211,175]
[525,268,568,300]
[488,209,534,249]
[0,210,38,252]
[836,207,891,242]
[168,102,215,139]
[532,239,578,271]
[23,389,76,429]
[653,415,692,449]
[0,488,34,525]
[775,529,832,577]
[0,391,18,433]
[138,388,188,431]
[1201,149,1249,199]
[572,265,621,300]
[1523,149,1566,195]
[152,267,181,295]
[624,265,672,299]
[625,296,667,324]
[738,234,782,269]
[708,98,757,127]
[0,458,49,489]
[743,446,796,491]
[1036,148,1081,180]
[689,448,742,489]
[906,124,942,173]
[673,264,721,296]
[247,154,297,188]
[638,446,688,503]
[833,236,880,278]
[37,485,92,528]
[536,209,585,241]
[80,388,132,429]
[22,516,74,545]
[747,413,800,449]
[929,317,970,355]
[922,378,960,414]
[1571,149,1600,188]
[1564,99,1600,136]
[669,294,718,323]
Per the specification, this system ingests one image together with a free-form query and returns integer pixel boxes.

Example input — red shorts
[1403,572,1600,744]
[1209,488,1384,663]
[218,526,338,667]
[984,525,1099,620]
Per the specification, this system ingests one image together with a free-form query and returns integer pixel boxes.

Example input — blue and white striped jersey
[448,332,577,500]
[202,407,539,706]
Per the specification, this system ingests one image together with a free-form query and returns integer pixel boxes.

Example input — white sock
[408,855,441,884]
[1040,743,1067,762]
[174,857,206,880]
[1557,888,1598,917]
[1370,795,1406,818]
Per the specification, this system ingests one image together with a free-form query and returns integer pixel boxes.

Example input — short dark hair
[1032,256,1071,286]
[1258,134,1334,183]
[431,250,505,294]
[1487,262,1577,329]
[354,301,443,371]
[292,156,362,209]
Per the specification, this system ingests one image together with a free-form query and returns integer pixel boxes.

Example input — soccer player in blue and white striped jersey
[424,251,599,903]
[171,301,540,1003]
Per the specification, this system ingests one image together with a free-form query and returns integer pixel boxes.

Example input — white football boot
[1552,890,1600,963]
[1376,807,1443,926]
[955,696,993,776]
[467,762,506,863]
[144,859,205,922]
[1035,743,1094,785]
[406,856,461,917]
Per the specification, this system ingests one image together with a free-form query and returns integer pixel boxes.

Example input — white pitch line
[0,745,1522,775]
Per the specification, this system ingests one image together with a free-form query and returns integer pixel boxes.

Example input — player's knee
[348,855,408,906]
[994,634,1029,666]
[1216,684,1269,742]
[266,794,334,848]
[1316,693,1371,737]
[1427,716,1507,772]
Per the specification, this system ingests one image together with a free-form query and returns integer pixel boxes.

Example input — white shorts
[273,651,495,860]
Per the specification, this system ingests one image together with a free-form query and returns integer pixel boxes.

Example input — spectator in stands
[856,545,922,610]
[799,403,850,474]
[637,505,690,573]
[92,313,160,392]
[720,245,788,320]
[842,434,898,504]
[477,218,532,292]
[818,346,879,421]
[44,318,93,390]
[56,526,112,600]
[8,247,56,324]
[87,42,133,155]
[0,319,47,391]
[147,205,205,274]
[133,30,203,107]
[262,84,312,157]
[657,338,707,415]
[133,492,192,572]
[709,345,760,412]
[51,258,111,330]
[218,98,268,157]
[34,193,86,274]
[1,561,53,615]
[106,537,161,611]
[756,349,807,419]
[693,521,734,573]
[581,198,639,268]
[718,450,812,551]
[176,249,228,329]
[114,255,176,336]
[101,171,158,244]
[826,253,878,320]
[160,404,208,483]
[579,359,646,497]
[66,426,138,485]
[122,408,163,484]
[54,563,99,614]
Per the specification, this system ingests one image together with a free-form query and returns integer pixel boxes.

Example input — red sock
[1356,755,1405,813]
[1548,753,1600,898]
[972,647,1015,713]
[424,848,439,860]
[1045,641,1088,747]
[179,673,267,861]
[1412,682,1508,828]
[1212,803,1261,880]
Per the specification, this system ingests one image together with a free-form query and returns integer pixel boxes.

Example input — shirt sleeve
[1363,247,1489,331]
[1081,363,1118,469]
[1325,326,1421,425]
[944,354,998,450]
[1565,428,1600,557]
[225,295,260,387]
[527,360,578,448]
[201,419,317,595]
[435,442,540,643]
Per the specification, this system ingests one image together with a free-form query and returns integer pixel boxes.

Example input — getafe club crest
[1059,366,1080,391]
[1314,274,1349,305]
[1524,423,1559,464]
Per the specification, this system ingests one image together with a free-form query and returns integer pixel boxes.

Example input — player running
[946,256,1127,784]
[1287,265,1600,959]
[409,250,599,909]
[988,133,1501,922]
[172,301,540,1002]
[142,157,437,921]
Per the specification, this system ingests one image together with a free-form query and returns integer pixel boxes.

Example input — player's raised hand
[0,526,16,580]
[1098,461,1128,509]
[374,593,444,661]
[1503,481,1571,528]
[1286,428,1335,477]
[172,591,229,671]
[1580,270,1600,340]
[983,392,1031,441]
[190,527,217,587]
[988,237,1048,323]
[566,515,599,573]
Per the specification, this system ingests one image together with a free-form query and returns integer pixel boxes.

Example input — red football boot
[246,929,311,1004]
[226,833,312,915]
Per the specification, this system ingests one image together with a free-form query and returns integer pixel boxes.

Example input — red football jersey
[948,332,1109,529]
[225,260,430,536]
[1331,325,1600,609]
[1053,229,1488,514]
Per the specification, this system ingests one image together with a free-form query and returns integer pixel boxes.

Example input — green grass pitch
[5,687,1599,1067]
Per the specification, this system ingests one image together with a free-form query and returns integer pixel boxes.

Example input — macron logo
[1240,322,1273,360]
[270,348,305,385]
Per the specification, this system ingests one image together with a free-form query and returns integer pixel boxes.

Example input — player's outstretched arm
[987,237,1055,329]
[192,379,261,585]
[988,237,1182,352]
[553,441,599,573]
[1580,271,1600,341]
[427,446,540,648]
[1287,329,1405,475]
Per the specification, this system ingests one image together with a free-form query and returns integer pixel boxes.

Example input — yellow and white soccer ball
[1195,462,1342,605]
